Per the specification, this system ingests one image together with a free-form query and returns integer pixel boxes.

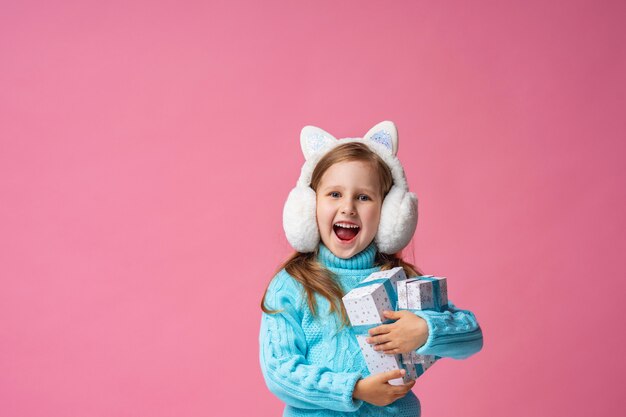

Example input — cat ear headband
[282,120,418,254]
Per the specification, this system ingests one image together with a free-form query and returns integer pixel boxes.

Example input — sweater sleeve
[408,300,484,360]
[259,271,364,412]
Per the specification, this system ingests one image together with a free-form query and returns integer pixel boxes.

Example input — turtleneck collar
[317,241,378,271]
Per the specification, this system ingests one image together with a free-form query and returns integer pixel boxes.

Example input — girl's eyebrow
[321,185,378,194]
[322,185,344,190]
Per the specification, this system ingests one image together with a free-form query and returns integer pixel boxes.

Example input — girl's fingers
[368,334,391,345]
[378,368,405,383]
[392,379,415,394]
[392,384,410,396]
[368,324,392,337]
[373,340,394,351]
[375,338,404,352]
[368,329,398,345]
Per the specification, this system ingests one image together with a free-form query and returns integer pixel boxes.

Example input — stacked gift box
[396,275,447,374]
[342,267,448,384]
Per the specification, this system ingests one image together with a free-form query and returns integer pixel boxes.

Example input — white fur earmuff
[282,121,418,254]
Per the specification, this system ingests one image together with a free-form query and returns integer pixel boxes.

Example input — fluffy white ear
[363,121,398,156]
[300,125,337,160]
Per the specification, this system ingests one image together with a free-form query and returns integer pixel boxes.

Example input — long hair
[261,142,421,325]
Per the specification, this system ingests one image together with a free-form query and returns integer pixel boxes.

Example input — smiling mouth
[333,223,360,241]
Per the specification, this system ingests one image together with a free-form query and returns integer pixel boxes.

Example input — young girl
[259,121,483,416]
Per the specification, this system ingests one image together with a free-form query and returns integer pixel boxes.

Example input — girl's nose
[341,205,356,216]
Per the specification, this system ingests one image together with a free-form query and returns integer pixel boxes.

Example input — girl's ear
[363,121,398,156]
[300,125,337,160]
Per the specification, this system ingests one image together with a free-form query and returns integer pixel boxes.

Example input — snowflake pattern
[369,130,393,151]
[304,132,331,156]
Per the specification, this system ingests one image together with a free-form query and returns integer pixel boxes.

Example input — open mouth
[333,222,360,242]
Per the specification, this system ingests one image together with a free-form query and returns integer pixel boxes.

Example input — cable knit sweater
[259,242,483,416]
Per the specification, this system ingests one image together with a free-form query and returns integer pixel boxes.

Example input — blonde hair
[261,142,421,325]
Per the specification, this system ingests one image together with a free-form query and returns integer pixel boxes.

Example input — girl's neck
[317,241,377,270]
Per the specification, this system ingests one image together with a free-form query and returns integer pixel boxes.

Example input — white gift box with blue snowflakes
[342,267,411,385]
[397,275,448,311]
[397,275,448,369]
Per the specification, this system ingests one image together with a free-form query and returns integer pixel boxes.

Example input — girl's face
[316,160,383,259]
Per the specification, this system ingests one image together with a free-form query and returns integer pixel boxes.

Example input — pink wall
[1,1,624,416]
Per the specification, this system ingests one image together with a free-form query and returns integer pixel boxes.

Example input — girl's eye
[358,195,370,201]
[330,192,340,198]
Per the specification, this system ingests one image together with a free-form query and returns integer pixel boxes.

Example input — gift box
[401,350,437,370]
[343,267,410,385]
[354,334,408,385]
[397,275,447,369]
[343,267,407,325]
[397,275,448,311]
[403,355,437,379]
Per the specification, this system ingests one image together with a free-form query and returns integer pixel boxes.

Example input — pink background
[1,1,625,416]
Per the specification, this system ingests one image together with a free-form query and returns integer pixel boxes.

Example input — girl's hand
[366,310,429,354]
[353,369,415,406]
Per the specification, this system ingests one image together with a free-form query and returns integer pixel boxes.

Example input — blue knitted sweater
[259,242,483,416]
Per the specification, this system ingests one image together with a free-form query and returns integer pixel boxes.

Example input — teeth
[334,223,360,229]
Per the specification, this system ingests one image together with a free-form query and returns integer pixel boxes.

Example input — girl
[259,121,483,416]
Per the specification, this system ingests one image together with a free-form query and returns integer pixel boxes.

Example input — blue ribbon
[350,319,395,336]
[349,277,398,335]
[402,362,426,378]
[355,278,398,311]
